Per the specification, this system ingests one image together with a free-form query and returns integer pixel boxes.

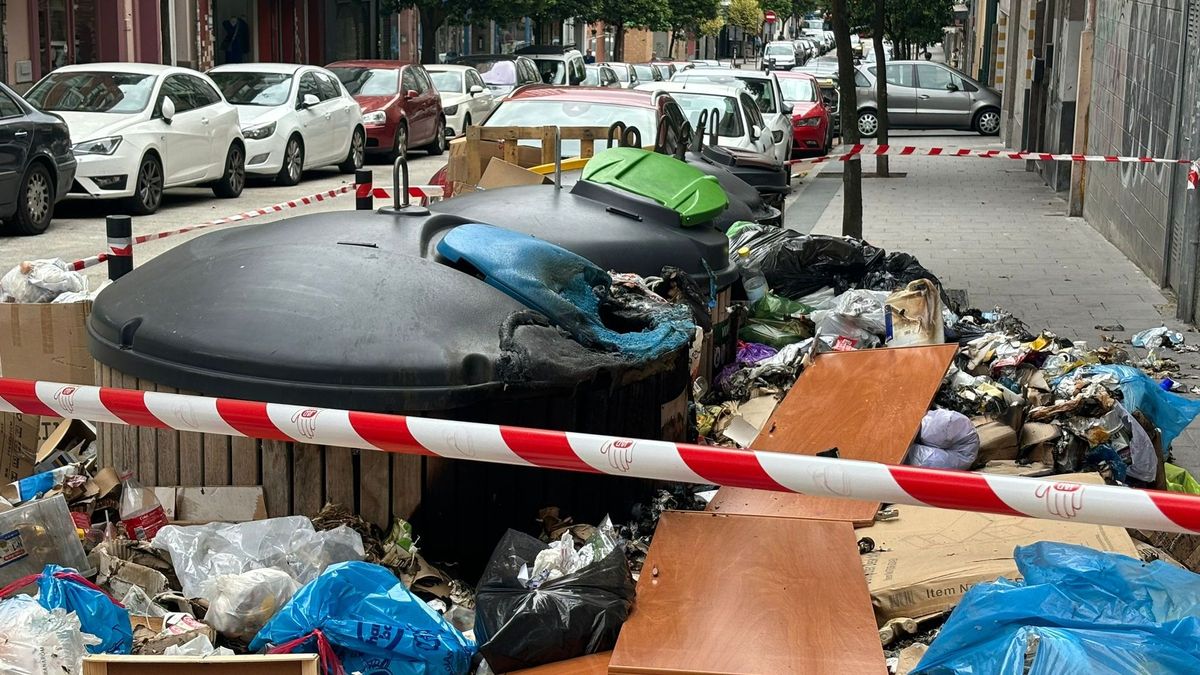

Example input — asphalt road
[1,152,447,289]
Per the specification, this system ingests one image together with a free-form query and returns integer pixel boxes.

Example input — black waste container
[89,216,690,575]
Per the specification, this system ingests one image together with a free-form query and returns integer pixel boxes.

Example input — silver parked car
[854,61,1001,137]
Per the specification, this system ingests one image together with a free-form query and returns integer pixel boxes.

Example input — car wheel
[339,127,365,173]
[213,142,245,198]
[389,123,409,162]
[424,118,447,156]
[11,163,54,236]
[125,154,163,215]
[975,108,1001,136]
[277,135,304,186]
[858,110,879,138]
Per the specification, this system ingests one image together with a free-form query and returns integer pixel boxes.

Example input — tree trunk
[872,0,889,177]
[615,23,626,61]
[831,0,862,237]
[418,7,446,64]
[668,30,677,58]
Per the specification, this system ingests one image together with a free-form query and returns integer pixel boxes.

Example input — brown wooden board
[83,654,319,675]
[707,344,957,526]
[507,651,611,675]
[608,511,886,674]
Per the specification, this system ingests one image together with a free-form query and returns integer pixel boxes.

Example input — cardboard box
[0,413,39,486]
[859,473,1138,623]
[151,486,267,524]
[35,418,96,473]
[83,654,319,675]
[478,157,551,189]
[973,418,1019,463]
[0,300,93,384]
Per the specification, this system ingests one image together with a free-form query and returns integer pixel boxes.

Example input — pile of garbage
[1,259,102,304]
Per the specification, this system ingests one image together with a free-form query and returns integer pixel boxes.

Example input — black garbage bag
[474,529,636,672]
[762,235,885,298]
[861,251,943,292]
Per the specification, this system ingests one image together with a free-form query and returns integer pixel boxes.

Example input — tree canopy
[849,0,953,56]
[727,0,764,34]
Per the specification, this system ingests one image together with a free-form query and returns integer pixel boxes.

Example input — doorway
[214,0,256,65]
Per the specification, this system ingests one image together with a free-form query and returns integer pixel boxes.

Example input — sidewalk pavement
[790,133,1200,472]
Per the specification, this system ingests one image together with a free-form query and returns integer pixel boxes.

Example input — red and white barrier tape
[65,186,353,271]
[354,183,445,202]
[4,377,1200,534]
[790,144,1200,190]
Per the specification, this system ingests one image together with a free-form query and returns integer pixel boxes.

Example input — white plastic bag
[811,289,890,348]
[0,259,88,303]
[906,409,980,470]
[162,634,234,657]
[0,595,101,675]
[205,568,300,640]
[152,516,364,599]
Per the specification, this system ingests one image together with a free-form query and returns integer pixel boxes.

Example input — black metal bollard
[355,169,373,210]
[106,215,133,281]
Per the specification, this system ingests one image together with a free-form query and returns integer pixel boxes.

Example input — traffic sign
[764,9,777,22]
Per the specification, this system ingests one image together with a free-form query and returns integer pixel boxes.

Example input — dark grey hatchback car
[854,61,1002,138]
[0,82,75,235]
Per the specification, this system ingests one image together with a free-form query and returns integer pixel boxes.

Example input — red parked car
[326,60,447,159]
[775,70,833,156]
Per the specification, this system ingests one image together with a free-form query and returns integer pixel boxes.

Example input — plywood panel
[608,511,886,674]
[707,344,957,525]
[507,652,610,674]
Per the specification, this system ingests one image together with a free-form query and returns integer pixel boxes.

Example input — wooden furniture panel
[507,652,611,675]
[608,511,885,674]
[707,344,957,525]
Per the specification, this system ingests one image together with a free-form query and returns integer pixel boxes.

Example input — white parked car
[638,82,774,158]
[607,63,640,89]
[670,69,792,162]
[208,63,364,186]
[424,64,497,138]
[25,63,244,215]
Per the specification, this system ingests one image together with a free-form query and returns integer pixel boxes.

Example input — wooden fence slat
[203,433,230,486]
[393,454,423,521]
[231,436,260,486]
[261,439,292,517]
[116,371,138,476]
[293,442,324,516]
[324,447,355,508]
[359,449,391,529]
[136,377,156,485]
[154,382,180,488]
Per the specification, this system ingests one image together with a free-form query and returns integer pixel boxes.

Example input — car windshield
[766,43,793,56]
[210,71,293,106]
[533,59,567,85]
[329,67,397,96]
[26,71,155,113]
[779,77,817,102]
[633,65,656,81]
[671,93,743,137]
[428,70,463,93]
[485,99,657,155]
[681,73,775,113]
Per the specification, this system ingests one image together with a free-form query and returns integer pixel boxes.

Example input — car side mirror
[751,124,763,140]
[469,85,484,95]
[946,82,959,92]
[160,96,175,123]
[299,93,319,109]
[784,103,794,115]
[405,89,419,100]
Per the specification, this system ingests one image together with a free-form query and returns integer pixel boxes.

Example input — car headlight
[72,136,122,156]
[794,117,822,127]
[241,122,276,140]
[444,104,459,116]
[362,110,387,125]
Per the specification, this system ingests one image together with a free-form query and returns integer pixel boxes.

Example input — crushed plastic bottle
[119,472,167,542]
[736,246,769,302]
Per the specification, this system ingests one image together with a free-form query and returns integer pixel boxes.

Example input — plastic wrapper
[0,595,101,675]
[474,529,635,672]
[251,561,474,675]
[205,568,300,641]
[1084,365,1200,450]
[0,259,88,303]
[905,409,980,470]
[163,634,234,657]
[810,289,890,348]
[1166,462,1200,494]
[1131,326,1184,349]
[914,542,1200,674]
[152,516,364,599]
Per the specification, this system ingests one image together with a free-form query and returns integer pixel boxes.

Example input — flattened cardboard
[83,654,319,675]
[35,418,96,473]
[151,486,267,524]
[478,157,551,189]
[0,413,39,485]
[859,473,1138,623]
[0,300,93,384]
[973,418,1019,463]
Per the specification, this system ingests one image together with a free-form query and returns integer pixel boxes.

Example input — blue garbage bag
[26,564,131,654]
[250,561,474,675]
[1086,364,1200,450]
[913,542,1200,674]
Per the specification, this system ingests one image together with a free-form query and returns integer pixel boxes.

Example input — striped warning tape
[4,376,1200,534]
[790,144,1200,190]
[354,183,445,202]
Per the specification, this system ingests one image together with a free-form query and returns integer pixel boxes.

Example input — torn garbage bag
[0,594,100,675]
[474,529,635,672]
[810,289,890,348]
[913,542,1200,675]
[250,561,474,675]
[905,409,980,470]
[1082,365,1200,450]
[438,223,693,361]
[0,564,131,654]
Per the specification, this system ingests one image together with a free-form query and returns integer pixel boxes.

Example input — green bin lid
[582,147,728,227]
